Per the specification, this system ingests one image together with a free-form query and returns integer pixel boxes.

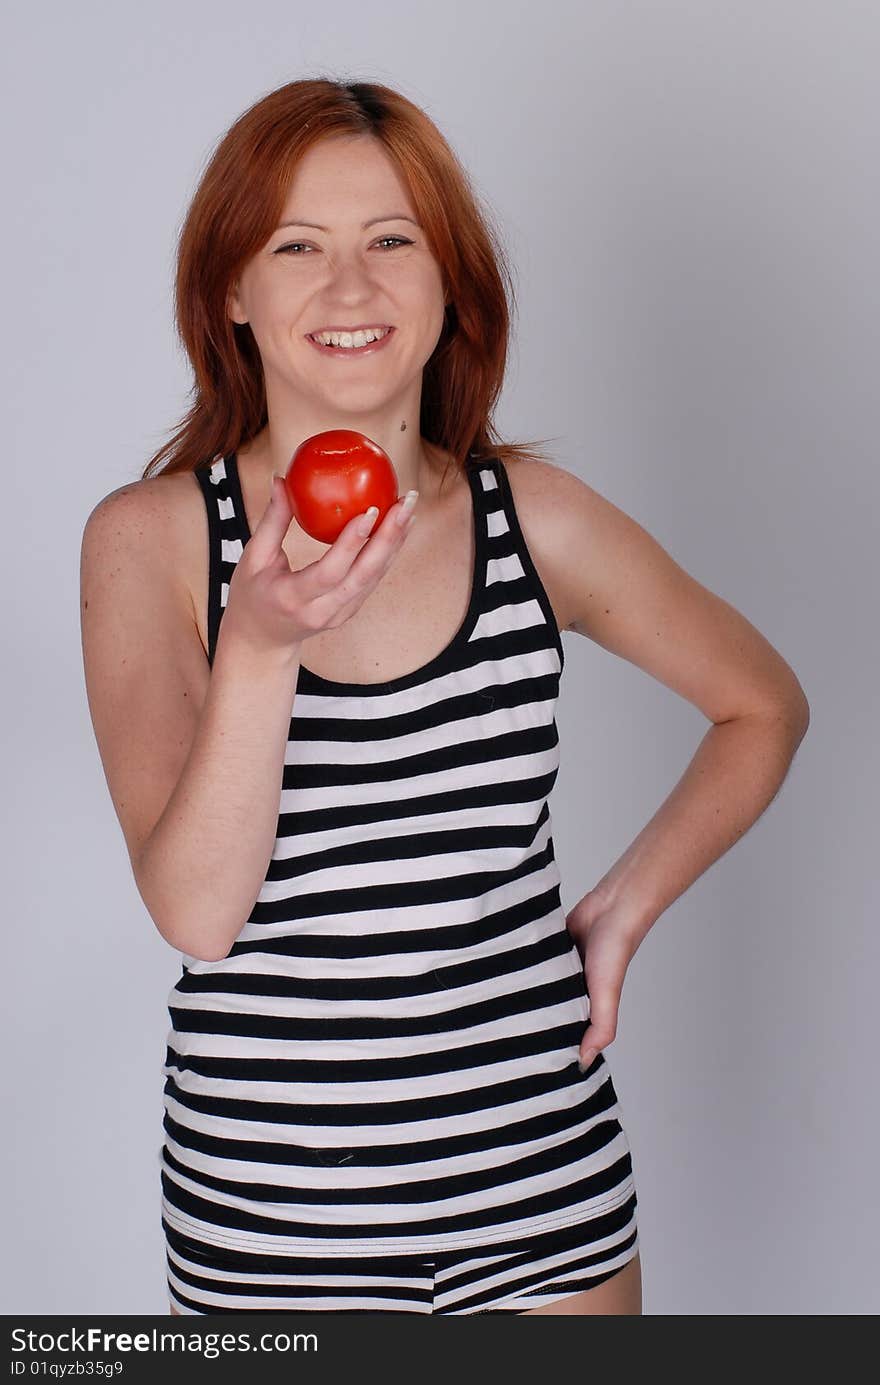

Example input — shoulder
[83,468,202,533]
[81,470,205,615]
[499,455,635,633]
[500,454,586,507]
[500,453,624,530]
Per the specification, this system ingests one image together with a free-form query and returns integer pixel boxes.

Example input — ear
[226,281,247,325]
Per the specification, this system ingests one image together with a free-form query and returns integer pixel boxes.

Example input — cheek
[402,278,449,333]
[263,299,309,345]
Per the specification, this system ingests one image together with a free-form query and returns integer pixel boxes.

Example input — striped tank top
[159,450,638,1256]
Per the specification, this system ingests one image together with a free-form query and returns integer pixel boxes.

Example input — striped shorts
[165,1192,639,1315]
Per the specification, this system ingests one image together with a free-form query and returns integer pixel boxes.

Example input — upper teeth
[312,327,390,348]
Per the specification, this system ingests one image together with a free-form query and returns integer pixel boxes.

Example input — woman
[79,78,809,1316]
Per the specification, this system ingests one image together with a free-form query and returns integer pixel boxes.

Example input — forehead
[280,135,414,217]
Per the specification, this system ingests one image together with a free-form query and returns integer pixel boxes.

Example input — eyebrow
[275,214,421,232]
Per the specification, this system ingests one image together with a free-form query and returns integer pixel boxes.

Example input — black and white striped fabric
[164,1209,636,1314]
[160,449,639,1275]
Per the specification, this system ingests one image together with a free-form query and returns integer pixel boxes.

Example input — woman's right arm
[133,618,303,964]
[80,472,418,963]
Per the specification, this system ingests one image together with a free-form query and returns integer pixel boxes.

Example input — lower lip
[306,327,395,357]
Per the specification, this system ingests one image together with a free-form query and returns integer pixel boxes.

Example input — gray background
[3,0,876,1314]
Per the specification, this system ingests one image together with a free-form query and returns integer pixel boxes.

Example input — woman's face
[227,134,448,419]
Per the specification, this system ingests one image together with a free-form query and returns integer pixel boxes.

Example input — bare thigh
[519,1250,642,1315]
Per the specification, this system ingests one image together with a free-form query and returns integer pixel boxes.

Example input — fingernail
[358,506,379,536]
[396,489,419,526]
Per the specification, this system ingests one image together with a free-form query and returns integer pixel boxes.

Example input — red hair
[142,75,557,484]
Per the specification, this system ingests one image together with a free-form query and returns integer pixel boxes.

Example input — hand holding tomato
[220,433,419,662]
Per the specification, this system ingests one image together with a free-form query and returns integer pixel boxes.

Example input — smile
[306,326,395,356]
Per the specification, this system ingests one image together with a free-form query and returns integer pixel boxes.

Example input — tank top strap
[194,452,249,667]
[477,455,565,673]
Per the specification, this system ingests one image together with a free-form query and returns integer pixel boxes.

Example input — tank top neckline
[222,448,494,696]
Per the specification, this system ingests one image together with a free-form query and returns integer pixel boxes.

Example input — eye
[275,236,413,255]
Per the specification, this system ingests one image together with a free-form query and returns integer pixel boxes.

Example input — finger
[307,493,414,590]
[578,976,621,1070]
[351,490,419,557]
[281,505,379,620]
[339,494,418,582]
[247,474,293,562]
[578,1016,618,1070]
[291,495,418,632]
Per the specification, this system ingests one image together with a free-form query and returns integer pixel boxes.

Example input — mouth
[305,325,395,357]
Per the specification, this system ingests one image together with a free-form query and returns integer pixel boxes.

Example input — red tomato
[284,430,399,544]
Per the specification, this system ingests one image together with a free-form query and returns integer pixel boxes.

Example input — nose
[324,249,380,289]
[312,253,388,333]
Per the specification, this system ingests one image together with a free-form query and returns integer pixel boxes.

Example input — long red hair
[141,76,557,484]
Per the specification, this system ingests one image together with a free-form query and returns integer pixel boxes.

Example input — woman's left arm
[507,459,811,1069]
